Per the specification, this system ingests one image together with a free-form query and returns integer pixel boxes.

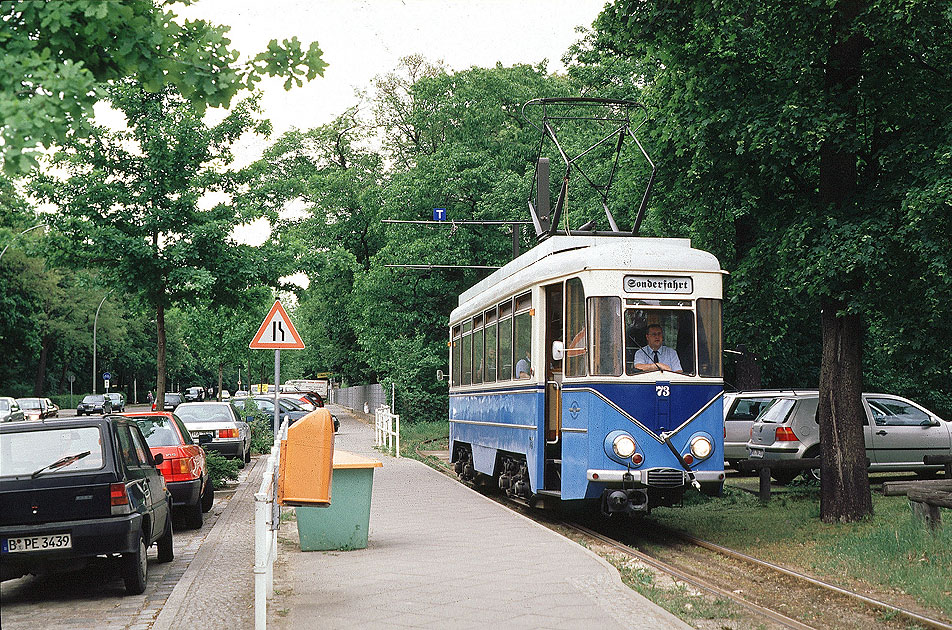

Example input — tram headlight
[690,435,713,460]
[612,435,637,459]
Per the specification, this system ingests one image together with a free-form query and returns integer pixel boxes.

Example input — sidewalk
[268,405,692,630]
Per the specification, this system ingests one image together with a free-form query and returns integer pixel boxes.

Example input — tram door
[543,283,563,491]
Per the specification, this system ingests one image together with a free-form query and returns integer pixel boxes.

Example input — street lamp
[92,289,115,395]
[0,223,48,261]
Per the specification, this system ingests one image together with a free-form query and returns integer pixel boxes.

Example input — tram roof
[457,235,723,309]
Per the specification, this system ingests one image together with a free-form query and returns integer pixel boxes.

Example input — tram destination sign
[624,275,693,294]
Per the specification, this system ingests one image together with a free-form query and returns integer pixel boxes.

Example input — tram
[447,99,726,514]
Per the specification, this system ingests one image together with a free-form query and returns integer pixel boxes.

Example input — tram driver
[632,324,682,373]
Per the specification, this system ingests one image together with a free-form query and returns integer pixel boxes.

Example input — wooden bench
[907,488,952,530]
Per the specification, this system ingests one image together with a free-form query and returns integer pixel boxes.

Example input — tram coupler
[601,488,649,515]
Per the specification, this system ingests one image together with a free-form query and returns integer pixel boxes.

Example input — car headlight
[690,435,713,459]
[612,434,637,459]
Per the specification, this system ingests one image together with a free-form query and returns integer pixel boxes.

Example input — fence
[253,417,289,630]
[374,405,401,458]
[330,383,387,414]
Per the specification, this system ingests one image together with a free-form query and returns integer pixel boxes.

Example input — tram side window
[461,321,473,385]
[589,297,622,376]
[473,315,484,385]
[565,277,587,377]
[498,300,513,380]
[513,293,532,379]
[485,309,497,383]
[697,299,722,377]
[624,307,696,376]
[451,325,461,386]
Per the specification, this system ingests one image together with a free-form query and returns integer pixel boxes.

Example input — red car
[121,412,213,529]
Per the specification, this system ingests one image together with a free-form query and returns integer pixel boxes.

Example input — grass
[649,481,952,617]
[399,420,952,618]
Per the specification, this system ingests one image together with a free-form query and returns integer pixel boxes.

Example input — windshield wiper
[31,451,91,479]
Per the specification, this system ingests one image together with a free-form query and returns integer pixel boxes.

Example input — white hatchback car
[747,392,952,483]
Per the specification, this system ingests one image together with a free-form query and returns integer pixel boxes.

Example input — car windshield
[166,394,183,402]
[17,398,42,410]
[82,395,103,403]
[131,416,180,447]
[0,400,9,412]
[759,398,796,423]
[176,404,233,423]
[0,426,105,477]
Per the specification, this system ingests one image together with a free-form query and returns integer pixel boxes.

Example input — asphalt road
[0,461,255,630]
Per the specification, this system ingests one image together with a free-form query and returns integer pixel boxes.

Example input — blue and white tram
[448,235,726,514]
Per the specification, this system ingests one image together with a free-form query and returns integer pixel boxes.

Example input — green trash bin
[296,450,382,551]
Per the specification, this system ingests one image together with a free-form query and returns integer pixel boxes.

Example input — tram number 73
[656,385,671,397]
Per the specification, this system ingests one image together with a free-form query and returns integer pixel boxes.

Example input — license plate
[750,449,764,459]
[191,431,214,440]
[2,533,72,553]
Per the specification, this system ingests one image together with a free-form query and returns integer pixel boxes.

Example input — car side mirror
[921,418,941,427]
[152,453,164,466]
[551,340,564,361]
[436,369,445,382]
[198,434,213,445]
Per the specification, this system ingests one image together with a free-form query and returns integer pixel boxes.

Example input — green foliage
[205,449,240,490]
[1,0,325,174]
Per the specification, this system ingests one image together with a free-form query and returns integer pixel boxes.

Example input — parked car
[233,390,249,398]
[77,394,113,415]
[152,392,184,412]
[122,412,212,529]
[184,387,205,403]
[231,396,311,430]
[174,402,251,466]
[0,397,24,423]
[219,389,230,400]
[43,398,60,417]
[723,390,816,469]
[747,392,952,483]
[16,397,56,421]
[105,392,126,412]
[0,415,173,593]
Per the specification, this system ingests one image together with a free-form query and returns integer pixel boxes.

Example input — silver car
[723,390,816,468]
[175,402,251,467]
[747,392,952,483]
[0,397,24,422]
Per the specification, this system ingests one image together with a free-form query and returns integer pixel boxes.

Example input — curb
[153,456,265,630]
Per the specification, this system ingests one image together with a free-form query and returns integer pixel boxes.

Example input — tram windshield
[587,298,722,378]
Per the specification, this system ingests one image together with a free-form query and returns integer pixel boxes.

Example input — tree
[33,82,281,408]
[1,0,326,174]
[577,1,952,521]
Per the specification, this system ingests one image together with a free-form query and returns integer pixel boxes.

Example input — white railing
[253,418,289,630]
[374,405,401,458]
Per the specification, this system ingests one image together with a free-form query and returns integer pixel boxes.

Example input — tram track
[413,441,951,630]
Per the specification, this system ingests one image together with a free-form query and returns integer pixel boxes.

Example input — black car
[184,387,205,403]
[0,416,173,594]
[76,394,113,416]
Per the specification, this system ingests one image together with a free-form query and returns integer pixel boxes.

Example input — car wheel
[803,447,821,482]
[201,480,214,512]
[122,533,148,594]
[237,452,246,469]
[157,516,174,562]
[770,469,799,485]
[244,443,251,463]
[184,500,204,529]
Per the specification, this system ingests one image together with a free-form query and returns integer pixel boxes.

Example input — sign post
[103,372,112,393]
[249,300,305,441]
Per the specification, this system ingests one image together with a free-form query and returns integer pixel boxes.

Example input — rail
[253,417,289,630]
[374,405,400,457]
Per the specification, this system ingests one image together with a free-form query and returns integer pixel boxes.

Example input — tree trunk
[818,299,873,521]
[33,334,52,395]
[156,302,167,410]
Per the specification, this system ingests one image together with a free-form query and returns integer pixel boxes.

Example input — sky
[170,0,608,284]
[177,0,607,140]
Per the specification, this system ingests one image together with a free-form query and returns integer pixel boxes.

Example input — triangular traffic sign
[249,300,305,349]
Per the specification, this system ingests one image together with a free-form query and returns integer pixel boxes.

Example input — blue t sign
[103,372,112,381]
[433,208,446,221]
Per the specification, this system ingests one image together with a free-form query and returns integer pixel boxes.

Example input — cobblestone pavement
[0,465,255,629]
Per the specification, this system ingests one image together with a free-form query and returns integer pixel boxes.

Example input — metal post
[92,290,113,394]
[274,349,280,442]
[0,223,47,261]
